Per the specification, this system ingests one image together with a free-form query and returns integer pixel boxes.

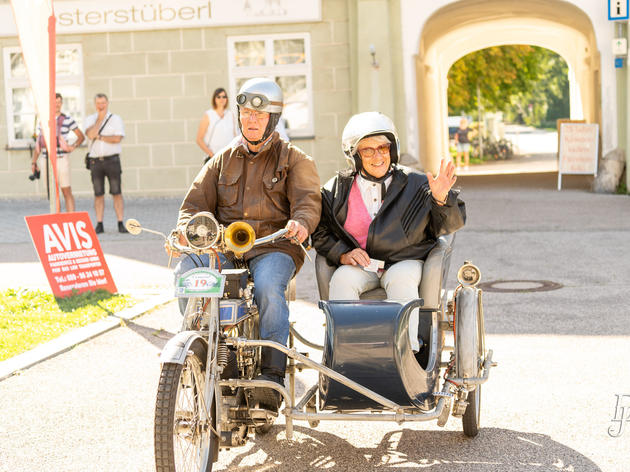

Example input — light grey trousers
[329,259,424,351]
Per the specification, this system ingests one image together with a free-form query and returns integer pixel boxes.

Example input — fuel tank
[318,300,439,411]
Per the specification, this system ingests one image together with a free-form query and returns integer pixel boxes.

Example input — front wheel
[155,350,218,472]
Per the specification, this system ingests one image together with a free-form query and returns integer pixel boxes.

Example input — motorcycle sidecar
[314,234,455,411]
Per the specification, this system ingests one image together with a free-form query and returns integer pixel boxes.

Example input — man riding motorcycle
[171,78,321,409]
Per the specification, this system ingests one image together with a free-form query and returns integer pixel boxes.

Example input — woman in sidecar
[310,113,491,436]
[312,111,465,350]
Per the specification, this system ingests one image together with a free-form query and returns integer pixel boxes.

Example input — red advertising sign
[25,212,117,297]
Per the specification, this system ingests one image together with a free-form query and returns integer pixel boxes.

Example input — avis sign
[25,212,116,297]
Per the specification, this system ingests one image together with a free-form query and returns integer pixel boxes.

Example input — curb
[0,293,174,382]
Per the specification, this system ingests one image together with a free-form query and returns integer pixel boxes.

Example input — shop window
[3,44,84,148]
[228,34,313,138]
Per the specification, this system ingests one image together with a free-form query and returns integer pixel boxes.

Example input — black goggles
[236,92,282,109]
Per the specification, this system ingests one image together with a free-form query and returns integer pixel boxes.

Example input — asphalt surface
[1,172,630,471]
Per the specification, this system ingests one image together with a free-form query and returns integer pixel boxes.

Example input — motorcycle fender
[455,286,480,380]
[159,330,207,365]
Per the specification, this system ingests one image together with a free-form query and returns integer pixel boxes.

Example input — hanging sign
[25,212,117,297]
[557,123,599,190]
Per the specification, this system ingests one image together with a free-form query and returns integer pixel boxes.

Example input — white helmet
[236,78,283,145]
[341,112,400,172]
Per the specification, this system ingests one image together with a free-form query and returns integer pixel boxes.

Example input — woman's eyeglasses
[358,143,391,159]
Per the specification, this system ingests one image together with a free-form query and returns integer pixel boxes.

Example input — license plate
[175,267,225,298]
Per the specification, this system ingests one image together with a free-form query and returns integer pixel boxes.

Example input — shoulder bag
[85,114,112,170]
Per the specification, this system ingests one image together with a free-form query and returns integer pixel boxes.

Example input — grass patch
[0,288,134,361]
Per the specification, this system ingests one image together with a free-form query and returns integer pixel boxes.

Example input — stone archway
[416,0,600,173]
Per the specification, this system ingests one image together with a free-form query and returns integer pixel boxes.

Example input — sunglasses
[358,143,391,159]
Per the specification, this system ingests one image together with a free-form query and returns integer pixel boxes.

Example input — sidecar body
[314,234,453,411]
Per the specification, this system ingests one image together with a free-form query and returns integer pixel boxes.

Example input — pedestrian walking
[195,87,237,164]
[455,117,473,170]
[30,92,85,212]
[84,93,127,234]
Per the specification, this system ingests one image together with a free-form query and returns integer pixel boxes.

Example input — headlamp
[457,261,481,287]
[184,212,220,250]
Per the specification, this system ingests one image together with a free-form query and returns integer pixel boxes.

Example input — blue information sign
[609,0,629,20]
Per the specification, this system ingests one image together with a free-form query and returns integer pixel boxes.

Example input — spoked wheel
[155,349,218,472]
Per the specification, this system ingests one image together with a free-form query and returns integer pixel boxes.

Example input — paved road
[1,173,630,471]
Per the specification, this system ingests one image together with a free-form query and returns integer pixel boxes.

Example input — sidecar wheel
[155,352,218,472]
[462,385,481,438]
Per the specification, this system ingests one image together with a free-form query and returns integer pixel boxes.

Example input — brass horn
[224,221,256,254]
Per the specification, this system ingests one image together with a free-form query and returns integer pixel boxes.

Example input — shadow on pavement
[221,426,600,471]
[122,318,176,351]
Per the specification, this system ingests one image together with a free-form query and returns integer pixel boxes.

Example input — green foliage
[448,45,570,127]
[0,288,134,361]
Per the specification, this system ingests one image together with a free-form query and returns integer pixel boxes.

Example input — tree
[447,45,569,127]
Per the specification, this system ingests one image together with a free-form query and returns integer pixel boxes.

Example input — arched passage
[416,0,600,173]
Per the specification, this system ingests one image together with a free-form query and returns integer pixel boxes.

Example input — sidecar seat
[315,233,455,307]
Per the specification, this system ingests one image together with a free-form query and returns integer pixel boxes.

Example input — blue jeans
[173,252,296,345]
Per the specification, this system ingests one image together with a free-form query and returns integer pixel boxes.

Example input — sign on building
[558,123,599,190]
[25,212,117,297]
[609,0,629,20]
[0,0,322,36]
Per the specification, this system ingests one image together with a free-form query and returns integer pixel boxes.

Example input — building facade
[0,0,622,198]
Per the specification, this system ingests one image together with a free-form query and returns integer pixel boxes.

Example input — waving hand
[426,159,457,204]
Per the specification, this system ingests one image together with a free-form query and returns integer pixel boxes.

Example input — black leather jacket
[312,165,466,268]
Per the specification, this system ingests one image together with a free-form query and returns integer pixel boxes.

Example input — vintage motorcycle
[126,212,496,472]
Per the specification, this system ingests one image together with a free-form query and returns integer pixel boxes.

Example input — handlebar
[252,228,289,247]
[166,227,291,256]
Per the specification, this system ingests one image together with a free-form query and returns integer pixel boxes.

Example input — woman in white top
[195,87,237,163]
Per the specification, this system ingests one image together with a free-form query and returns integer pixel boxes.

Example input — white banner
[0,0,321,36]
[9,0,53,154]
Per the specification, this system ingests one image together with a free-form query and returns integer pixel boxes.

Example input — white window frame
[3,43,85,148]
[227,33,314,138]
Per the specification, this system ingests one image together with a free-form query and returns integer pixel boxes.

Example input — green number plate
[175,267,225,298]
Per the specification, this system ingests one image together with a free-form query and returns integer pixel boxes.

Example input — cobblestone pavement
[1,174,630,471]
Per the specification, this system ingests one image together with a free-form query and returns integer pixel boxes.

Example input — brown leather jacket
[177,133,321,271]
